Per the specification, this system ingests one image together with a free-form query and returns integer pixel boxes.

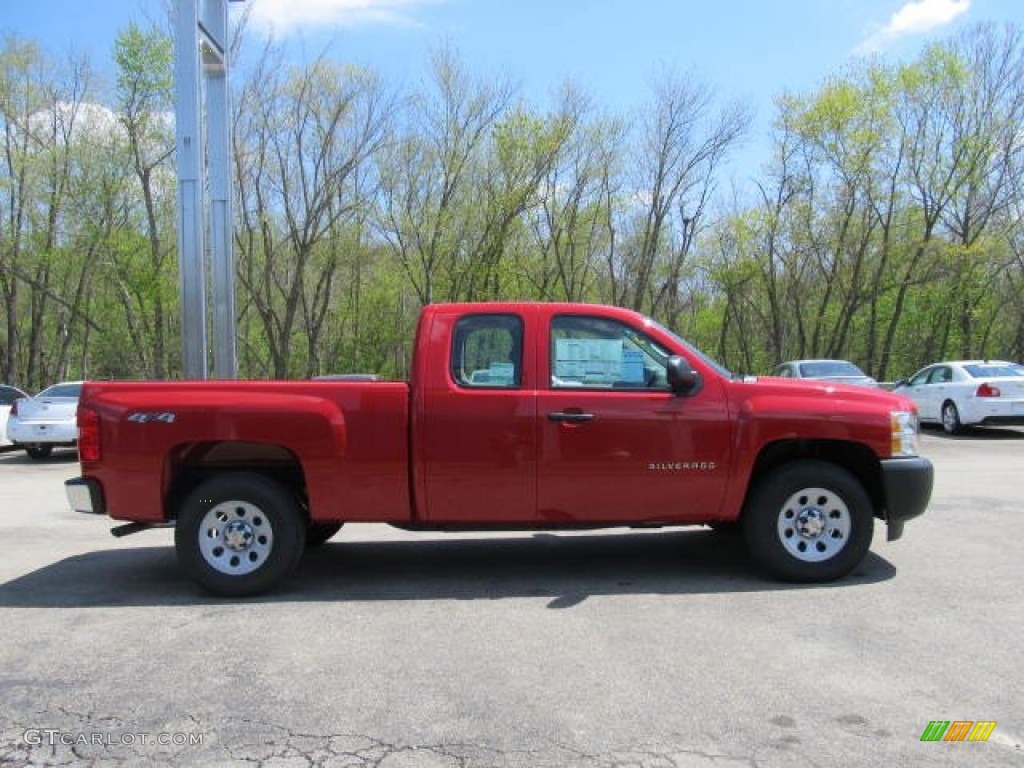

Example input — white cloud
[28,102,123,145]
[856,0,971,54]
[246,0,436,36]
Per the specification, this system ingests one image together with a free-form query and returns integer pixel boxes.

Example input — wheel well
[164,441,308,521]
[745,439,884,519]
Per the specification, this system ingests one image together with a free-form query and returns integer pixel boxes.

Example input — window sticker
[555,338,625,385]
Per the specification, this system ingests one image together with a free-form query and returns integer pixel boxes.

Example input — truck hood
[739,375,915,411]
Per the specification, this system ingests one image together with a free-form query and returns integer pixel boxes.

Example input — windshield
[648,319,734,379]
[798,361,866,378]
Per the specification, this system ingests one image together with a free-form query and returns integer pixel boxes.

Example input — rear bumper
[65,477,106,515]
[960,397,1024,426]
[8,421,78,445]
[880,457,933,541]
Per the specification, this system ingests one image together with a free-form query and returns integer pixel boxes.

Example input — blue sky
[5,0,1024,180]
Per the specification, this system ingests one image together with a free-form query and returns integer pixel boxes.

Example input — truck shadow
[0,529,896,608]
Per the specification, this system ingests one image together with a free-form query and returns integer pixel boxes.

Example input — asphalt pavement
[0,429,1021,767]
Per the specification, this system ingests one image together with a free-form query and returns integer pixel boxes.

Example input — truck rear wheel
[175,472,306,596]
[743,460,873,582]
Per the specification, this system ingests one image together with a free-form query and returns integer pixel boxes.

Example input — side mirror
[667,355,702,397]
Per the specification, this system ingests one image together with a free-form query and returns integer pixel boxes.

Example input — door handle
[547,411,595,423]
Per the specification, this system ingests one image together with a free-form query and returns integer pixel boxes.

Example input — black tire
[742,460,874,583]
[26,444,53,460]
[306,522,343,548]
[941,401,962,435]
[175,472,306,596]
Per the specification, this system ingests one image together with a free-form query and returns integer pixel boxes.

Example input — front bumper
[65,477,106,515]
[880,457,933,541]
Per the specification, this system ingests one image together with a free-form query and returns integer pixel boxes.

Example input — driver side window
[909,369,932,386]
[550,315,669,390]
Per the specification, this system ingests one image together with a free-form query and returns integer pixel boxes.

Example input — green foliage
[2,23,1023,388]
[114,23,172,117]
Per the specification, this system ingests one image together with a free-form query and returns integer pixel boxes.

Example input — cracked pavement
[1,435,1022,767]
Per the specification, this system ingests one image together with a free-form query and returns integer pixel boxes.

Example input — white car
[5,380,82,459]
[892,361,1024,434]
[0,384,29,449]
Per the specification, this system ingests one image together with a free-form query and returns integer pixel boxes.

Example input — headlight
[891,410,919,457]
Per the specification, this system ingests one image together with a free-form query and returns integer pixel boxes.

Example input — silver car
[772,359,878,387]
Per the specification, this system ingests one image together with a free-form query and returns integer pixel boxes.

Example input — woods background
[2,18,1023,389]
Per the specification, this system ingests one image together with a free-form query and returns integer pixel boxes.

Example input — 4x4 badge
[127,412,177,424]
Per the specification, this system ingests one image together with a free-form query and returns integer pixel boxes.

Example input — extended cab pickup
[66,302,932,595]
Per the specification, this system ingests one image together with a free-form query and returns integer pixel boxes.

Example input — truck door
[536,314,731,524]
[415,310,538,524]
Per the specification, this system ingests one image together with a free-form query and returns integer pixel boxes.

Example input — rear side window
[451,315,523,389]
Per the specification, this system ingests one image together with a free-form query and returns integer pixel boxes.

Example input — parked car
[6,380,83,459]
[892,361,1024,434]
[0,384,29,449]
[772,359,878,387]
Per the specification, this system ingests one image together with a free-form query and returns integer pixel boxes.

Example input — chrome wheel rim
[198,501,274,575]
[777,487,851,562]
[942,404,957,432]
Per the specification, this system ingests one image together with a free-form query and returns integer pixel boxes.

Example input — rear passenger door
[416,311,539,524]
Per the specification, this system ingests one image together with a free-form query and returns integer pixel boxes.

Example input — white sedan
[892,361,1024,434]
[5,380,82,459]
[0,384,29,449]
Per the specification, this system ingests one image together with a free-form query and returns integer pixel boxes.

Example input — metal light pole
[174,0,240,379]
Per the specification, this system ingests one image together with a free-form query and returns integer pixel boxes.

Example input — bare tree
[376,45,513,305]
[234,48,391,377]
[620,70,749,318]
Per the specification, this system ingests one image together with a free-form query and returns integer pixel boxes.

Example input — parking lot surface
[0,429,1021,767]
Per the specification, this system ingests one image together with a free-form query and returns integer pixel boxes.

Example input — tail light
[9,400,18,416]
[976,383,1001,398]
[77,406,101,462]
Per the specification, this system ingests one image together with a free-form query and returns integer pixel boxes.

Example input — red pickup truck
[65,302,932,595]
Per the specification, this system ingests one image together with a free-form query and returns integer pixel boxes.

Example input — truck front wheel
[175,472,306,596]
[743,460,873,582]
